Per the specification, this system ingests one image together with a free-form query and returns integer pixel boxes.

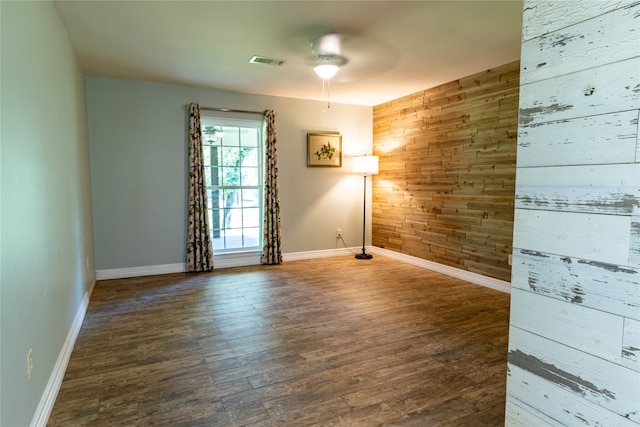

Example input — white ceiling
[53,0,523,106]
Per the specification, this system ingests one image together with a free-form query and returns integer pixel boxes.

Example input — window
[201,117,263,252]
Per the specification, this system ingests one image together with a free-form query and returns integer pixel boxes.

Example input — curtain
[186,103,214,272]
[261,110,283,265]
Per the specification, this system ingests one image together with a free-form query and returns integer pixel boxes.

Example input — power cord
[336,235,358,255]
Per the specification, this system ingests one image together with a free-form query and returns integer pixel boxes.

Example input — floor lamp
[352,154,379,259]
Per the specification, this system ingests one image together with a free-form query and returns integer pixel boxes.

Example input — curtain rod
[199,106,265,115]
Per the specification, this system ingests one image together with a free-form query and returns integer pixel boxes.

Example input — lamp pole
[355,172,372,259]
[352,154,378,260]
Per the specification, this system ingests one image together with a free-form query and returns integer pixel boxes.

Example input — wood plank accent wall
[372,60,520,282]
[506,1,640,426]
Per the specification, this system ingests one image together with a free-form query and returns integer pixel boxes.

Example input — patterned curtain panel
[186,103,214,272]
[261,110,283,265]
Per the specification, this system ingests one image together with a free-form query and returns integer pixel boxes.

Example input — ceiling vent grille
[249,55,286,66]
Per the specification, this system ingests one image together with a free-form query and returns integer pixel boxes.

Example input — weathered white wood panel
[509,0,640,425]
[521,0,637,41]
[521,2,640,85]
[515,164,640,215]
[511,249,640,320]
[636,111,640,161]
[509,327,640,422]
[504,400,557,426]
[623,318,640,371]
[513,209,632,266]
[507,363,639,426]
[631,216,640,267]
[517,111,639,167]
[510,289,625,363]
[519,57,640,126]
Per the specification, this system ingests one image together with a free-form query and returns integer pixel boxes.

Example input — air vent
[249,55,286,66]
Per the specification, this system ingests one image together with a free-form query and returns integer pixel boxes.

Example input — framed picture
[307,133,342,167]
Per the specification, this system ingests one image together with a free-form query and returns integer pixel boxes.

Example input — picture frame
[307,133,342,167]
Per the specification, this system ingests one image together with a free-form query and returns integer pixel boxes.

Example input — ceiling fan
[306,33,348,80]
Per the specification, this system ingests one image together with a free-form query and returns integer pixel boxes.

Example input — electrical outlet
[27,349,34,379]
[336,229,342,238]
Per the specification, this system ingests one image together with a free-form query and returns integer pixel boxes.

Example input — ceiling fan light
[314,64,340,80]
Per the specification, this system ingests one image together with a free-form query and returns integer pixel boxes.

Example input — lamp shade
[314,64,340,80]
[352,155,379,175]
[309,54,346,80]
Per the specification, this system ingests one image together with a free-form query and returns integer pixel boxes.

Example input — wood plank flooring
[48,255,511,426]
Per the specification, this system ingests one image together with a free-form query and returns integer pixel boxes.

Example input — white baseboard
[96,263,185,280]
[95,249,360,279]
[214,248,359,267]
[283,247,358,262]
[30,280,95,427]
[368,247,511,293]
[94,247,510,293]
[95,254,262,280]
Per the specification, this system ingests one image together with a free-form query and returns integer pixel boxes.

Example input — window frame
[201,116,264,253]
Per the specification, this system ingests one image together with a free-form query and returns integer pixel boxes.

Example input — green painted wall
[0,1,95,425]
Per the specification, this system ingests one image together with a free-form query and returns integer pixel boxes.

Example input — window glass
[201,118,263,252]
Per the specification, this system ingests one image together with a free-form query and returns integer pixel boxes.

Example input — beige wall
[86,77,373,272]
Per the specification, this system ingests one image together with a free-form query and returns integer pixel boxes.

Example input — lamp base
[355,252,373,260]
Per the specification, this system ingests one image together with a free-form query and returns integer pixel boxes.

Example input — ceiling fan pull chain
[320,78,331,110]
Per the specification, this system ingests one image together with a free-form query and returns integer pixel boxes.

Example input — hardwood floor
[48,255,511,426]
